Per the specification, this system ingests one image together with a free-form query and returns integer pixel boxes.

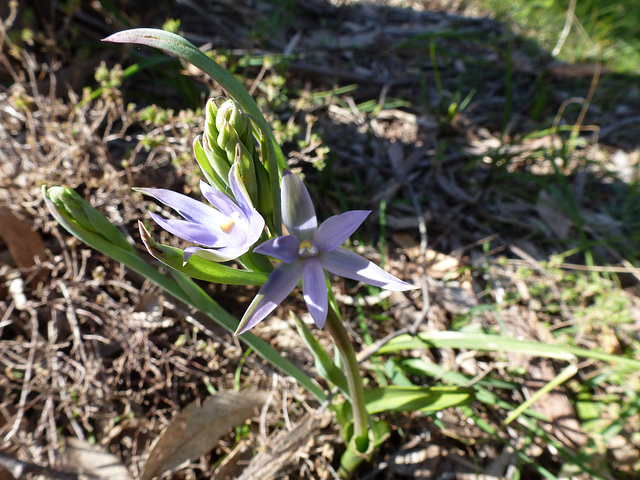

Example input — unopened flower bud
[198,96,276,233]
[215,100,250,139]
[204,97,220,139]
[42,186,134,253]
[234,143,259,206]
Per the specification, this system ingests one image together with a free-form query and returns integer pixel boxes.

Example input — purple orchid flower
[137,165,265,263]
[236,170,414,335]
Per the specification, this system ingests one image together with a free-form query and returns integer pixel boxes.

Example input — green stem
[325,304,369,449]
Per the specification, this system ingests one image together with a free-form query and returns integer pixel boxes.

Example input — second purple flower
[138,165,265,264]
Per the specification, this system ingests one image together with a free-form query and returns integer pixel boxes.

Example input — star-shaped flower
[138,165,265,263]
[236,170,414,334]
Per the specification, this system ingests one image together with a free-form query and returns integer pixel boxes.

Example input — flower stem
[325,304,369,451]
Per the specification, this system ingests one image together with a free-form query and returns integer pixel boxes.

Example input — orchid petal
[137,187,223,224]
[315,210,371,252]
[229,163,255,215]
[302,257,328,328]
[320,248,415,291]
[148,212,228,246]
[245,209,266,245]
[235,260,303,334]
[199,180,238,217]
[281,170,317,241]
[254,235,300,263]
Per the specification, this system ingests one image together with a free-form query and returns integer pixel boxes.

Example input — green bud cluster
[194,98,273,225]
[42,186,134,253]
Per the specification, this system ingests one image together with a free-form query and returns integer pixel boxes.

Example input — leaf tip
[101,32,127,43]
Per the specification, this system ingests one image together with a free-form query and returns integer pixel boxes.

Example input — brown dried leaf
[0,207,46,269]
[63,437,132,479]
[142,390,268,480]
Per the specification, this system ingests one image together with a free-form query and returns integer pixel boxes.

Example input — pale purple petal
[138,187,222,224]
[315,210,371,252]
[320,248,415,291]
[281,170,317,241]
[229,163,255,216]
[199,180,238,217]
[235,261,304,335]
[245,208,266,246]
[302,257,328,328]
[148,212,227,246]
[254,235,300,263]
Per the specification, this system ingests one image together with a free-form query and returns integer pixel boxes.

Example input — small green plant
[162,18,180,34]
[138,104,173,126]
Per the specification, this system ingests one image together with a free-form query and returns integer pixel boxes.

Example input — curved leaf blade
[101,28,286,171]
[138,221,267,285]
[364,385,473,414]
[377,331,640,369]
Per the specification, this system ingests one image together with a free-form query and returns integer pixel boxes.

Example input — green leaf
[377,331,640,370]
[333,385,472,432]
[397,358,548,421]
[364,385,472,414]
[292,313,348,396]
[138,221,267,286]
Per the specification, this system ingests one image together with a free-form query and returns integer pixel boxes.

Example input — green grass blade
[503,362,578,425]
[377,331,640,369]
[363,385,473,414]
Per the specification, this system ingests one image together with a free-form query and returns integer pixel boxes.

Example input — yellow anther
[298,240,318,257]
[220,217,235,233]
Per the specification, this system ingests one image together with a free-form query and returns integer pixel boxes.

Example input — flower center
[219,211,241,234]
[219,217,235,233]
[298,240,318,257]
